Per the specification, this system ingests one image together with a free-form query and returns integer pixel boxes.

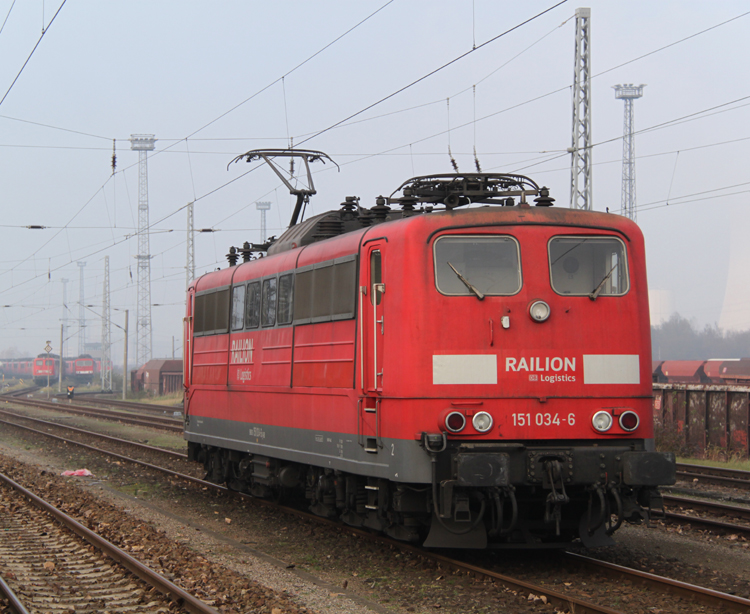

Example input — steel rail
[663,510,750,538]
[563,552,750,614]
[676,469,750,491]
[676,463,750,482]
[4,408,747,613]
[0,415,622,614]
[2,386,39,397]
[395,545,624,614]
[0,419,206,487]
[663,494,750,522]
[0,472,220,614]
[20,395,182,426]
[0,574,31,614]
[0,408,187,459]
[1,396,182,432]
[69,396,183,414]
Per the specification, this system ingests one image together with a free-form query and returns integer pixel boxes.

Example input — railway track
[660,494,750,537]
[0,472,219,614]
[0,394,182,432]
[5,398,750,541]
[676,462,750,491]
[65,394,183,415]
[1,412,749,613]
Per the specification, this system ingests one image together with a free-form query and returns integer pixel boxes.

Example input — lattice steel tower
[130,134,156,368]
[77,262,86,356]
[61,278,69,357]
[614,84,645,221]
[101,256,112,391]
[186,201,195,290]
[256,201,271,242]
[569,7,592,210]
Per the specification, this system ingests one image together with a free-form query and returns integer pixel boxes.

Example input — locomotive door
[183,292,193,390]
[362,244,385,393]
[359,242,385,452]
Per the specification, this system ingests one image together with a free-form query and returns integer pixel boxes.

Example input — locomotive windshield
[549,236,629,296]
[434,235,521,296]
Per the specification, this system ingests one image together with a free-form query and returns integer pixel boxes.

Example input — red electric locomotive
[0,357,34,381]
[73,355,96,383]
[184,150,675,548]
[32,354,59,385]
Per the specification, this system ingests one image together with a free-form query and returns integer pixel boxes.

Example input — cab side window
[262,277,277,327]
[231,285,245,331]
[245,282,261,328]
[277,274,294,325]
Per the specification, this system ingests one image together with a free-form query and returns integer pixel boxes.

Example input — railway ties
[675,462,750,491]
[2,414,749,614]
[0,473,220,614]
[1,394,182,433]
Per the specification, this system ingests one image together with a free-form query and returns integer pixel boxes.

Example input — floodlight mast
[130,134,156,368]
[614,84,645,222]
[230,149,339,228]
[256,201,271,243]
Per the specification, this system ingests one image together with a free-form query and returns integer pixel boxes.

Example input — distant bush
[652,313,750,360]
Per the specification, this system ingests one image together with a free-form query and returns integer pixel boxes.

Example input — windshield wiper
[447,262,485,300]
[589,264,618,301]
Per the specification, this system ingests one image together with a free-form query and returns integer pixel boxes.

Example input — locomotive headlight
[592,410,613,432]
[529,300,551,322]
[619,411,639,432]
[445,411,467,433]
[472,411,493,433]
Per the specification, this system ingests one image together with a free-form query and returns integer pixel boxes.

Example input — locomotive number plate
[511,412,576,427]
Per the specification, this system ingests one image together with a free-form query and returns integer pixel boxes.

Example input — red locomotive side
[32,355,59,385]
[0,358,34,380]
[73,355,96,383]
[184,161,674,548]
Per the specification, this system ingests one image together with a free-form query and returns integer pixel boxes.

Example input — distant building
[719,208,750,332]
[132,359,183,395]
[648,289,673,326]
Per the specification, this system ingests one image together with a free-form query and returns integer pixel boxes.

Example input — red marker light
[619,411,639,432]
[445,411,466,433]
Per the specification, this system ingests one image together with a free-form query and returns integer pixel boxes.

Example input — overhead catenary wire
[7,89,748,295]
[2,3,748,346]
[0,0,67,108]
[181,0,396,142]
[0,0,16,37]
[0,0,401,280]
[294,0,569,148]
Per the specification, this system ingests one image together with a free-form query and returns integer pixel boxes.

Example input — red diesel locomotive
[184,151,675,548]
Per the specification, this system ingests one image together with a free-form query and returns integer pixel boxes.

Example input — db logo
[529,374,539,382]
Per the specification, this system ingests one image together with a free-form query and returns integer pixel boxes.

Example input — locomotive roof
[192,203,642,293]
[191,165,644,291]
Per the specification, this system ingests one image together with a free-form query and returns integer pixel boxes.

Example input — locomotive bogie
[184,173,676,548]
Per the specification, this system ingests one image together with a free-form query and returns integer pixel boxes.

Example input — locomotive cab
[184,160,675,549]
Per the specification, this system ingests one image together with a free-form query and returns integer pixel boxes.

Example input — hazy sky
[1,0,748,361]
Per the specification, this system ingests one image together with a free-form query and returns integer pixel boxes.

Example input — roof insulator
[226,246,239,267]
[534,187,555,207]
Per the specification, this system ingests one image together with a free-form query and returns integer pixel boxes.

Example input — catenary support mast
[101,256,112,391]
[61,278,69,357]
[77,262,86,356]
[186,201,195,290]
[569,7,592,210]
